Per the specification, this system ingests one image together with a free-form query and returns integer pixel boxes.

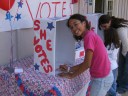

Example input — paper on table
[14,68,23,73]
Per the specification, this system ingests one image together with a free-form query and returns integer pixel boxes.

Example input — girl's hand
[59,64,68,72]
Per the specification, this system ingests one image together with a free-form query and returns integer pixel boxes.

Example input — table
[0,56,90,96]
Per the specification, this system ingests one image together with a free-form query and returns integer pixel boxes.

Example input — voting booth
[33,17,76,76]
[33,13,104,76]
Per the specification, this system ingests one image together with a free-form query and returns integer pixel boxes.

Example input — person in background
[103,28,120,96]
[98,14,128,94]
[59,14,114,96]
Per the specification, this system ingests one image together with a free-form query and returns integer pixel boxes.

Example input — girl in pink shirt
[59,14,114,96]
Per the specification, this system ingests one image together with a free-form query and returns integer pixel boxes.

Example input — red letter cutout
[40,2,51,18]
[43,65,53,73]
[34,20,40,31]
[46,40,52,51]
[40,29,46,40]
[33,36,40,46]
[52,2,61,17]
[62,2,66,17]
[35,45,42,53]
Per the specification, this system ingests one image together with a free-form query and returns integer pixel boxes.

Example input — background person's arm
[117,27,128,56]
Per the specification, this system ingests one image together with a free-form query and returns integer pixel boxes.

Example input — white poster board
[0,0,73,32]
[34,17,75,76]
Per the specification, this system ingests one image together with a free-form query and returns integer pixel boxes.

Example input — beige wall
[113,0,128,20]
[103,0,128,20]
[0,29,34,65]
[0,31,17,65]
[73,3,79,14]
[76,0,128,20]
[78,0,94,15]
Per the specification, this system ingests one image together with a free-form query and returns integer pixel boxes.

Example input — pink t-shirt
[84,30,110,78]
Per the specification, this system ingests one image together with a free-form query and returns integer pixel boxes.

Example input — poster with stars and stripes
[0,0,73,32]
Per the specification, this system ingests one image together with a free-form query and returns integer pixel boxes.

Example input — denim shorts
[90,70,114,96]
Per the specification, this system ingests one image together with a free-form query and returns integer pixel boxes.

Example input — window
[107,0,113,16]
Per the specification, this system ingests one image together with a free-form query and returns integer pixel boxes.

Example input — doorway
[95,0,104,13]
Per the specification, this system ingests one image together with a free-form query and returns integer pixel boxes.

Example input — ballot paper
[14,67,23,73]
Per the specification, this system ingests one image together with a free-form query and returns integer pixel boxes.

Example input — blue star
[15,13,21,21]
[18,1,23,8]
[34,63,40,70]
[47,22,55,31]
[5,11,13,21]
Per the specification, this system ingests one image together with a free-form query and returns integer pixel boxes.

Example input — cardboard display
[34,17,75,76]
[33,14,104,76]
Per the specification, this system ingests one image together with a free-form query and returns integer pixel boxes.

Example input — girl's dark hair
[67,14,91,41]
[104,28,120,49]
[98,14,128,29]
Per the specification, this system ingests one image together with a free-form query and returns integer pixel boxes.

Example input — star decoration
[18,1,23,8]
[15,13,21,21]
[5,11,13,21]
[34,63,40,70]
[47,22,55,31]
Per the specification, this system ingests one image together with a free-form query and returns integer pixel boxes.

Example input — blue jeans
[117,45,128,93]
[90,70,114,96]
[107,68,117,96]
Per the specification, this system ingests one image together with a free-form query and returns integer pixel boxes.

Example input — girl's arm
[117,27,128,56]
[59,49,93,79]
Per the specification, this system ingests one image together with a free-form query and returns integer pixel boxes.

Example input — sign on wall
[0,0,73,32]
